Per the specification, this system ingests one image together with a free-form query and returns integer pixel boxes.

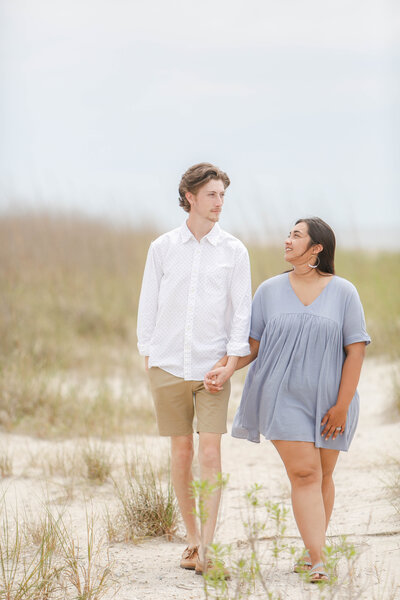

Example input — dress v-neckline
[287,273,335,308]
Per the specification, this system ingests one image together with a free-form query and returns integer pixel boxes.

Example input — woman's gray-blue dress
[232,273,371,451]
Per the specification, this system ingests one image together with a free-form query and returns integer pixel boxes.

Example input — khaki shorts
[147,367,231,436]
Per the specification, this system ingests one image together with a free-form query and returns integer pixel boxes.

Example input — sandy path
[124,359,400,600]
[1,358,399,599]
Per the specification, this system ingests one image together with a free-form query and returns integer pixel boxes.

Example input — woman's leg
[319,448,340,530]
[272,440,325,566]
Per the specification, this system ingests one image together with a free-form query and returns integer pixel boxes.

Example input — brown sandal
[180,546,199,570]
[195,557,230,579]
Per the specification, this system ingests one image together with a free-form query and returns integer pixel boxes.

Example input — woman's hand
[321,405,348,440]
[321,343,366,441]
[204,366,233,393]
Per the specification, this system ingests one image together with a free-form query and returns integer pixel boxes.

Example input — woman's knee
[289,465,322,487]
[321,467,334,482]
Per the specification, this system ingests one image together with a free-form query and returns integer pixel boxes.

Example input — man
[136,162,251,575]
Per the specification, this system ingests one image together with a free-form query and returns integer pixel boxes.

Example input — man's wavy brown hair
[178,163,230,213]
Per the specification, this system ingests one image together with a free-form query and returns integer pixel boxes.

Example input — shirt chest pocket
[202,264,232,295]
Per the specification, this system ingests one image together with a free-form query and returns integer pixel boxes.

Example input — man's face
[187,179,225,223]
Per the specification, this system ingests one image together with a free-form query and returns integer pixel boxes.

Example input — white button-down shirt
[137,221,252,380]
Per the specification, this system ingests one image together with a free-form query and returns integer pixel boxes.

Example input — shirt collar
[180,221,222,246]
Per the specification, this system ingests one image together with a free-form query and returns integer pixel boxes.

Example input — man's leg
[193,379,230,566]
[147,367,199,566]
[170,434,200,548]
[197,432,222,560]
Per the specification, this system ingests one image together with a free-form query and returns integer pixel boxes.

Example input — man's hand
[204,356,238,393]
[204,365,235,393]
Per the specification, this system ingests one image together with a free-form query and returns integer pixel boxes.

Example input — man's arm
[203,244,252,392]
[137,242,162,365]
[204,337,260,392]
[225,245,252,358]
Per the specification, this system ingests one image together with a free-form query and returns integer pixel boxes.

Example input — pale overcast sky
[0,0,399,246]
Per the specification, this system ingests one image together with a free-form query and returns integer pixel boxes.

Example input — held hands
[321,405,348,440]
[204,366,233,394]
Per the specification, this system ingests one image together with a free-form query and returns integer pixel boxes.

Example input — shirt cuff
[226,341,251,357]
[137,342,150,356]
[343,335,371,347]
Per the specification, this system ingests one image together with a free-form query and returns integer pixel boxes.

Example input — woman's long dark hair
[296,217,336,275]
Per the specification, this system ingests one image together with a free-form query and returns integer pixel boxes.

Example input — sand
[1,358,399,599]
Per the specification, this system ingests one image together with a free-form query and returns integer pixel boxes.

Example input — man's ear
[185,192,194,206]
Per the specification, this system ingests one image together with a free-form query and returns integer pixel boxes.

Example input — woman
[205,217,370,583]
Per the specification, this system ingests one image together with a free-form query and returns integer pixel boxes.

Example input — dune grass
[0,212,399,438]
[0,213,156,437]
[0,503,113,600]
[111,456,178,543]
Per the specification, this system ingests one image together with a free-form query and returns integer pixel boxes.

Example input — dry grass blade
[0,450,13,478]
[81,442,113,484]
[51,511,114,600]
[0,508,60,600]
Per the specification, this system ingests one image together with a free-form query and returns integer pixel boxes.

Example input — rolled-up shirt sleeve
[137,242,163,356]
[226,245,252,357]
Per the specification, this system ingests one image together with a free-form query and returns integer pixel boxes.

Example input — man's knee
[198,443,221,470]
[171,436,194,468]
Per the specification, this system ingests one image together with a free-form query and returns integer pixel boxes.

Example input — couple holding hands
[137,162,370,584]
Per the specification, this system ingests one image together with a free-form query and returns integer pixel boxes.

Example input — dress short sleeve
[249,284,266,341]
[342,285,371,347]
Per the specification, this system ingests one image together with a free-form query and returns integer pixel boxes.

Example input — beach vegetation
[112,456,178,542]
[0,213,398,438]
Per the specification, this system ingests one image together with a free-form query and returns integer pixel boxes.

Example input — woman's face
[284,221,315,264]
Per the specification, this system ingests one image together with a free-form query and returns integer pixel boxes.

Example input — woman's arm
[236,337,260,370]
[204,337,260,393]
[321,342,366,440]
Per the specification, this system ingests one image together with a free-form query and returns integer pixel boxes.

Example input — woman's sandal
[308,561,328,583]
[293,550,312,573]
